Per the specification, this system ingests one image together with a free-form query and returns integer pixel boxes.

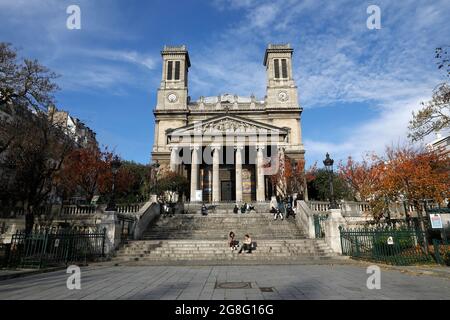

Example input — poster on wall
[430,214,443,229]
[242,169,252,193]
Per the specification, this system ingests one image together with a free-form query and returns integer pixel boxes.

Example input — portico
[167,114,289,202]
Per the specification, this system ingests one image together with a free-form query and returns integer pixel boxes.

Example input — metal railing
[433,239,450,266]
[313,214,328,238]
[117,215,136,243]
[339,226,433,265]
[4,229,106,269]
[0,243,10,268]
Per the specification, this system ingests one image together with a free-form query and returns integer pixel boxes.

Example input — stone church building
[151,44,305,203]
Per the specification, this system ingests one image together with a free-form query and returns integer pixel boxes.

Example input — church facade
[151,44,305,203]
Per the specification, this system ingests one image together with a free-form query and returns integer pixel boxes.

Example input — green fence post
[101,228,106,257]
[39,232,48,269]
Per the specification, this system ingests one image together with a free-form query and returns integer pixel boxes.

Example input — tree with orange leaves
[57,147,111,203]
[99,160,151,203]
[266,153,309,199]
[379,146,449,215]
[339,146,449,222]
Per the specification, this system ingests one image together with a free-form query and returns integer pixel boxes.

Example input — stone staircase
[113,212,346,265]
[142,213,305,240]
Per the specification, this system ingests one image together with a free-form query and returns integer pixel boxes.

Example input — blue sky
[1,0,449,167]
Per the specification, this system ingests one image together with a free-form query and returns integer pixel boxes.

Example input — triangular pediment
[168,115,289,136]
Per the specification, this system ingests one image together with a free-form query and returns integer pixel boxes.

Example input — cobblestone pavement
[0,264,449,300]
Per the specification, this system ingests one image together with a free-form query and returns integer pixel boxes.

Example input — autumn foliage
[266,154,309,199]
[58,148,151,204]
[339,146,449,219]
[58,148,111,203]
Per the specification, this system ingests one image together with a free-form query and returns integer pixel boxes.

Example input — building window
[167,61,173,80]
[274,59,288,79]
[175,61,180,80]
[281,59,288,78]
[274,59,280,78]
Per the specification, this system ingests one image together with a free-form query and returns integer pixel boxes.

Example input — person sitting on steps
[201,203,208,216]
[228,231,238,250]
[238,234,252,254]
[246,203,256,213]
[233,204,239,214]
[240,203,247,214]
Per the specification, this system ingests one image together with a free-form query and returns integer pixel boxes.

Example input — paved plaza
[0,263,449,300]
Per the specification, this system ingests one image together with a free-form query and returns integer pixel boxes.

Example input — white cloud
[200,0,450,165]
[71,48,156,70]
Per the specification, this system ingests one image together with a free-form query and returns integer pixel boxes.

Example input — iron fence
[4,228,106,269]
[314,214,328,238]
[433,239,450,266]
[118,215,135,243]
[339,226,434,265]
[0,243,10,268]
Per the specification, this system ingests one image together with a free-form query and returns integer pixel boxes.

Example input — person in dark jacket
[201,203,208,216]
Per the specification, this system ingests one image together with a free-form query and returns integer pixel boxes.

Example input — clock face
[167,93,178,103]
[278,91,289,102]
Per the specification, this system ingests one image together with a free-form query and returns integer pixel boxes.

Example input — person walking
[270,196,278,215]
[274,196,284,220]
[286,196,295,219]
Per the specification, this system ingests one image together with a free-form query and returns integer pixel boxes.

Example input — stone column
[190,146,200,202]
[256,146,265,201]
[212,146,220,202]
[169,146,179,172]
[235,146,243,203]
[324,209,345,253]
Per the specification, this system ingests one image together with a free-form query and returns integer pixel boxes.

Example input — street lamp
[323,153,338,209]
[106,155,122,212]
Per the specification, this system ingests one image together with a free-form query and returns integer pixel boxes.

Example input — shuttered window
[167,61,173,80]
[274,59,280,78]
[174,61,180,80]
[281,59,288,79]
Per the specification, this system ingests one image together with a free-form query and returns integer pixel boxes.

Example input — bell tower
[156,45,190,110]
[263,44,299,108]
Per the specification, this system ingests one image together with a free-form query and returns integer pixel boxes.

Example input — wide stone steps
[114,239,341,263]
[111,211,345,265]
[142,213,305,240]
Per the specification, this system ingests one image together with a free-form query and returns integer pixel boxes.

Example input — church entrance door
[221,181,234,201]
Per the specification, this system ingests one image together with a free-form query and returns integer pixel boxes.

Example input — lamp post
[323,153,337,209]
[106,156,122,212]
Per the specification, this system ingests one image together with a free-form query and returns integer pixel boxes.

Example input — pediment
[168,115,288,137]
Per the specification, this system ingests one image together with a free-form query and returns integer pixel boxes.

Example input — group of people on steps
[228,231,253,254]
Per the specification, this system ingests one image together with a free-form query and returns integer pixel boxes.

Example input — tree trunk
[25,210,34,235]
[414,200,429,255]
